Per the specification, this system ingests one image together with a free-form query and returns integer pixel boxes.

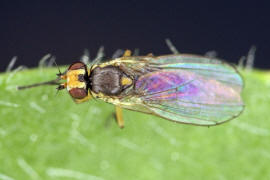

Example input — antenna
[17,77,61,90]
[18,60,66,90]
[53,60,63,76]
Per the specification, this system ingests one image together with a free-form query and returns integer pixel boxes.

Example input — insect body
[18,50,244,128]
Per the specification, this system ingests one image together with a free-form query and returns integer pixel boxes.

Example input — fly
[18,50,244,128]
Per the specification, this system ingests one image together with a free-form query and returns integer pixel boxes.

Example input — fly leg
[123,49,154,57]
[110,49,132,128]
[115,106,124,128]
[123,50,132,57]
[73,92,92,103]
[112,50,131,128]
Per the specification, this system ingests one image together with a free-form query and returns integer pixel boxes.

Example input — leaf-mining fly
[18,50,244,128]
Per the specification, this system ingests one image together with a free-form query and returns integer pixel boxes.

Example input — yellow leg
[146,53,154,57]
[123,50,132,57]
[115,106,124,128]
[74,92,92,103]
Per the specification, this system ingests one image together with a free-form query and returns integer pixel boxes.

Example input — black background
[1,1,269,71]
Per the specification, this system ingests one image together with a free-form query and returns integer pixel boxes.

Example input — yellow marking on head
[61,83,67,88]
[61,75,67,80]
[121,77,132,86]
[66,69,86,90]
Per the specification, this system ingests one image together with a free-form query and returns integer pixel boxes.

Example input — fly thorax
[89,66,133,96]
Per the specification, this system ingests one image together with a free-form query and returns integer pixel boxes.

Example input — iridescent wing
[120,54,244,126]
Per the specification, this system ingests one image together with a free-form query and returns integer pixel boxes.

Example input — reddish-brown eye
[69,88,87,99]
[68,62,86,70]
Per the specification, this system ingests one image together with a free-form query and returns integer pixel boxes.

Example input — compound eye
[68,62,86,71]
[69,88,87,99]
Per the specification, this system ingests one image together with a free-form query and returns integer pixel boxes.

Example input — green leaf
[0,68,270,179]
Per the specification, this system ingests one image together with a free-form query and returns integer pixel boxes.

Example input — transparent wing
[122,54,244,126]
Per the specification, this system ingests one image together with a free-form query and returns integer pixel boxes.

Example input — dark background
[1,1,269,72]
